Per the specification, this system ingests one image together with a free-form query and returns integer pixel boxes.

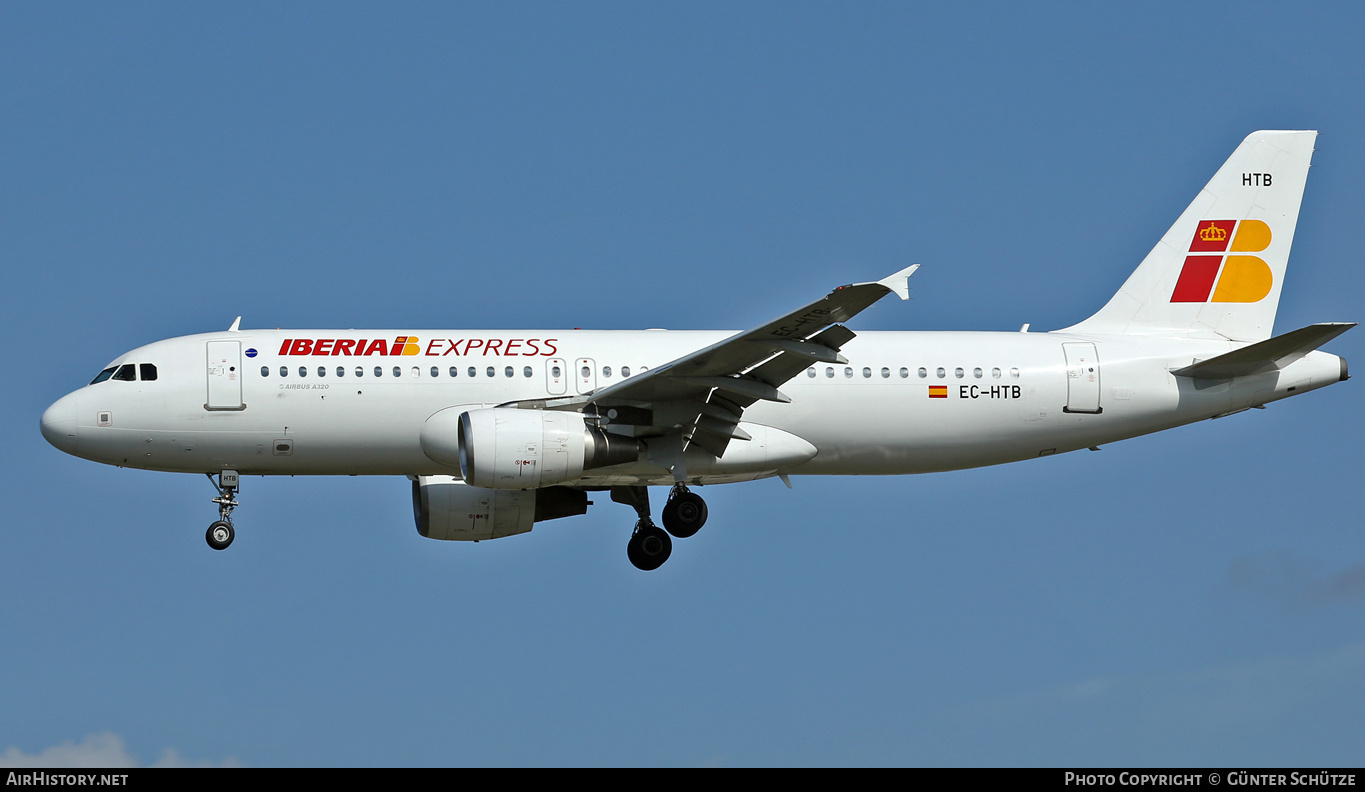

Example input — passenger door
[205,341,244,410]
[1062,342,1101,414]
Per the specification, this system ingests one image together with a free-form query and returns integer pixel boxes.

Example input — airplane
[40,130,1352,570]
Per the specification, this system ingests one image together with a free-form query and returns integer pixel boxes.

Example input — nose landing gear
[206,520,234,551]
[205,470,239,551]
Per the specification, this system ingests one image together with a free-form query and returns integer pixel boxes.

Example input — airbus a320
[41,131,1352,570]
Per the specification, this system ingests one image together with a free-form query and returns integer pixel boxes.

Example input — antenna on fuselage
[228,316,241,332]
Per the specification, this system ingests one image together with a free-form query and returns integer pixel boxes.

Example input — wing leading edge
[525,264,919,458]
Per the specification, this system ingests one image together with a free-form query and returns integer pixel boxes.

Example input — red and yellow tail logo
[1171,220,1273,303]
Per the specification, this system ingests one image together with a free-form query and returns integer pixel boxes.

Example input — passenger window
[298,366,308,378]
[1011,367,1021,379]
[862,367,871,378]
[807,367,816,378]
[973,367,983,379]
[523,366,532,377]
[881,367,890,378]
[430,367,439,378]
[280,366,288,377]
[551,365,561,378]
[317,366,326,377]
[488,366,497,378]
[260,366,269,377]
[580,366,590,378]
[374,366,383,377]
[603,366,612,378]
[955,367,964,379]
[936,367,946,379]
[992,367,1002,379]
[844,367,853,378]
[394,367,402,378]
[621,366,631,377]
[918,367,927,378]
[449,367,458,377]
[113,364,136,381]
[825,367,834,378]
[355,366,364,378]
[411,367,419,378]
[468,367,476,377]
[504,366,513,378]
[336,366,345,377]
[90,367,116,385]
[900,367,909,379]
[140,364,158,381]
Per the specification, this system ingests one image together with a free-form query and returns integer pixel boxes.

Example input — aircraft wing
[533,264,918,456]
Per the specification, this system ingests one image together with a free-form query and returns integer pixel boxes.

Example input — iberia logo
[1170,220,1273,303]
[278,336,421,356]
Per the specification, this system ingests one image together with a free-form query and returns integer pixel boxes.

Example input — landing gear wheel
[206,520,235,551]
[205,470,240,551]
[627,520,672,571]
[661,490,708,538]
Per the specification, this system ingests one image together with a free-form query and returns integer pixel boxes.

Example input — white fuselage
[35,132,1352,566]
[40,328,1346,485]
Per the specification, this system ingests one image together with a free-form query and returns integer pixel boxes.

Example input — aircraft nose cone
[41,393,79,455]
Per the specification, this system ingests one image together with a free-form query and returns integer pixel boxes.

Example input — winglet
[228,316,242,332]
[876,264,919,301]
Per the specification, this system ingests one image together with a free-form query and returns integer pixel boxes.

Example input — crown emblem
[1198,223,1228,242]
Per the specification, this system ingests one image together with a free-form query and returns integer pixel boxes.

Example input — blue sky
[4,2,1364,767]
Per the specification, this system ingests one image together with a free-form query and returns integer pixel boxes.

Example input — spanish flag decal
[928,385,948,399]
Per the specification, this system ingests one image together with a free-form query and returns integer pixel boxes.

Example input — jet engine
[422,407,640,489]
[412,476,590,541]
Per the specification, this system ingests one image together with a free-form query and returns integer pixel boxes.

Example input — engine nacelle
[421,407,640,489]
[412,476,590,541]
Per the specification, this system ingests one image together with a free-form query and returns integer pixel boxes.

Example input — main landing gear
[205,470,239,551]
[662,485,708,538]
[613,484,709,571]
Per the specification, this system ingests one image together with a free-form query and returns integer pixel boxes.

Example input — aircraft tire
[627,522,671,571]
[206,521,235,551]
[661,492,707,538]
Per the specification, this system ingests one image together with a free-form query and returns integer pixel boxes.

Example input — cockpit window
[112,364,137,382]
[139,363,158,382]
[90,367,116,385]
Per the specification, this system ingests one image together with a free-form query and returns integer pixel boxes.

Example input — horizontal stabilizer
[1173,322,1355,380]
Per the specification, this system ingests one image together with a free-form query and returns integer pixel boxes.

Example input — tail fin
[1061,130,1317,342]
